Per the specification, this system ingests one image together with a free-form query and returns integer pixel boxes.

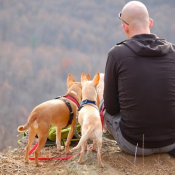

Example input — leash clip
[84,100,88,104]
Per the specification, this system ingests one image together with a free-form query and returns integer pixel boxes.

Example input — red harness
[64,95,80,108]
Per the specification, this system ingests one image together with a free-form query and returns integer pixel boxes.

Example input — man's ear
[149,18,153,29]
[67,73,75,88]
[81,72,88,82]
[92,72,100,87]
[122,24,129,34]
[86,74,91,80]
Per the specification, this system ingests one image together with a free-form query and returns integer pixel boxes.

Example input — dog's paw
[24,161,29,164]
[57,145,64,151]
[77,159,83,164]
[36,162,43,167]
[24,159,29,164]
[65,148,72,154]
[70,149,74,153]
[99,162,104,168]
[61,146,64,150]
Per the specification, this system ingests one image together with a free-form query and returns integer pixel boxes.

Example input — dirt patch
[1,135,175,175]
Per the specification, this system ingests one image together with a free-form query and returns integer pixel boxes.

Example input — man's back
[104,33,175,148]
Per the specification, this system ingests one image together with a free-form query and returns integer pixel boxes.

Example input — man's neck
[128,29,150,39]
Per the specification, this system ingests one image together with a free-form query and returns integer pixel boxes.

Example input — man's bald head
[120,1,153,38]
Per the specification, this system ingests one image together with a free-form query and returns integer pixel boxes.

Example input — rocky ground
[1,133,175,175]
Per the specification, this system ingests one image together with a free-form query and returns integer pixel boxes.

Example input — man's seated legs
[103,110,175,156]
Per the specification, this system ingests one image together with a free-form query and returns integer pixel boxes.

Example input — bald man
[103,1,175,156]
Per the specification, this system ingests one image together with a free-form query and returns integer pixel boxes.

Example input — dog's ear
[92,72,100,87]
[86,74,91,80]
[81,72,88,82]
[67,73,75,87]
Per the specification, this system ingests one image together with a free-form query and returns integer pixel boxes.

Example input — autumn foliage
[0,0,175,151]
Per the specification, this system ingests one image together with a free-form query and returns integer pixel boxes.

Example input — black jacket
[104,34,175,148]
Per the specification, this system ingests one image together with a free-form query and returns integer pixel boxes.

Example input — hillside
[0,0,175,151]
[1,136,175,175]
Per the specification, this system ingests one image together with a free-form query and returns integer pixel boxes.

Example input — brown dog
[72,72,104,167]
[17,73,82,166]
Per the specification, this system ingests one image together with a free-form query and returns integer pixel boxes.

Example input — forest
[0,0,175,151]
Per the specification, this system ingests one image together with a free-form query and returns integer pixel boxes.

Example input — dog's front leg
[56,127,64,151]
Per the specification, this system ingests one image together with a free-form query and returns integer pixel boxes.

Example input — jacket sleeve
[104,52,120,116]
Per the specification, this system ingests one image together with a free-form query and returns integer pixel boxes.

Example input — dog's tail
[72,126,94,150]
[17,113,37,132]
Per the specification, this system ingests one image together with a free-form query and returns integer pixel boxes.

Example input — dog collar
[80,99,96,106]
[78,100,97,111]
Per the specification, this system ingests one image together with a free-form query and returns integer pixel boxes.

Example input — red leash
[100,105,105,128]
[29,142,76,161]
[29,141,38,155]
[29,155,75,160]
